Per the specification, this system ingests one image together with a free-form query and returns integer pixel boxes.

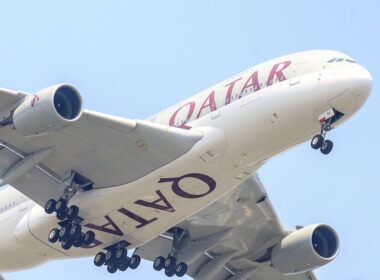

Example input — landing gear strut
[153,227,188,278]
[311,109,335,155]
[44,171,95,250]
[94,241,141,274]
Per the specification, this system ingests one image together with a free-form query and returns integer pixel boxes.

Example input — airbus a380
[0,50,371,280]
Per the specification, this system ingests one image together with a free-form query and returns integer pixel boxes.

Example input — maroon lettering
[81,238,103,249]
[267,61,291,86]
[135,190,175,212]
[84,215,123,236]
[118,208,158,228]
[169,102,195,130]
[239,71,260,98]
[225,77,242,105]
[196,91,217,119]
[159,173,216,199]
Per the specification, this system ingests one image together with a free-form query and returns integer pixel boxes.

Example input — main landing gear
[93,241,141,274]
[45,198,95,250]
[44,171,95,250]
[153,228,188,278]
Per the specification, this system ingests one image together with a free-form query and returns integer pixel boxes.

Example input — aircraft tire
[175,262,188,277]
[165,268,175,277]
[129,255,141,269]
[61,238,73,250]
[48,228,60,243]
[320,140,333,155]
[311,134,324,149]
[83,231,95,246]
[94,252,106,267]
[55,199,67,214]
[66,205,79,220]
[107,263,118,274]
[153,256,165,271]
[118,262,128,271]
[164,256,176,270]
[44,199,56,214]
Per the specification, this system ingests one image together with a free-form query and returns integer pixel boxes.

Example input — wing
[0,88,203,206]
[136,174,318,280]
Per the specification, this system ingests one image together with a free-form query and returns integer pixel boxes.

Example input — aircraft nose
[327,65,372,116]
[355,66,372,101]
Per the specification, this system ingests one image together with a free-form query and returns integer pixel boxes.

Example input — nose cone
[328,66,372,116]
[355,66,372,103]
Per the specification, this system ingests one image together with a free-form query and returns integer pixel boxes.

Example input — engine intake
[53,85,82,120]
[271,224,339,275]
[13,84,83,136]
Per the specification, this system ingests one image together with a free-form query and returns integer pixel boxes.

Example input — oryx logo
[31,95,40,107]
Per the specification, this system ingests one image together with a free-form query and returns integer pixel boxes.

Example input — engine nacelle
[271,224,339,275]
[13,84,83,136]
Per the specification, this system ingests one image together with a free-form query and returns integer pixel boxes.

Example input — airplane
[0,50,371,280]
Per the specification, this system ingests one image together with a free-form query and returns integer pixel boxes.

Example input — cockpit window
[345,59,356,63]
[328,57,357,64]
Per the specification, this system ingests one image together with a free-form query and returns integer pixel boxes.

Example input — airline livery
[0,50,372,280]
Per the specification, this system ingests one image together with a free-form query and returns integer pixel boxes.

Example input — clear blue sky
[2,1,379,280]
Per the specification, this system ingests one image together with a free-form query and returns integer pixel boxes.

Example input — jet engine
[271,224,339,275]
[13,84,83,136]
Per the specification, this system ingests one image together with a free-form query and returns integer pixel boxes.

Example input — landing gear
[44,171,95,251]
[93,241,141,274]
[45,196,96,250]
[311,110,335,155]
[153,228,189,277]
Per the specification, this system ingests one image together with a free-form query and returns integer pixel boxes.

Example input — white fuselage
[0,50,372,272]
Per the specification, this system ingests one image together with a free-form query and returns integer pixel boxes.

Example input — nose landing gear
[311,108,338,155]
[311,120,334,155]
